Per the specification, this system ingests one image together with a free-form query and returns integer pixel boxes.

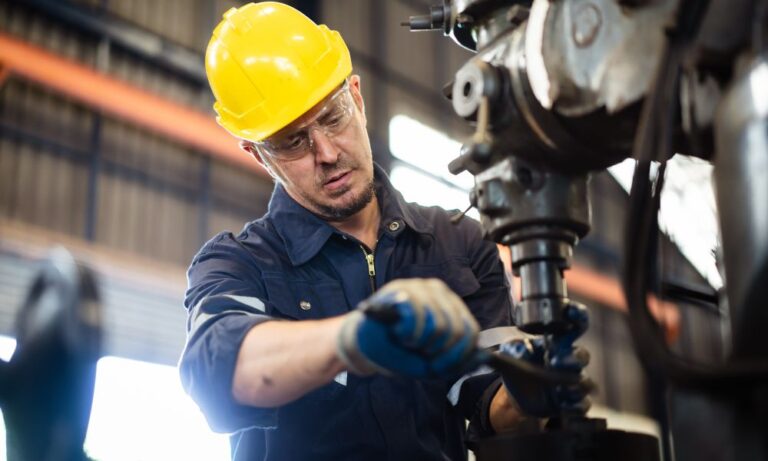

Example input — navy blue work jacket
[180,165,513,461]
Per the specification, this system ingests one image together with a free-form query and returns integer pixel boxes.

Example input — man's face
[250,75,375,221]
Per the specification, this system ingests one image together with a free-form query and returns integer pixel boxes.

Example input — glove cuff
[336,311,379,376]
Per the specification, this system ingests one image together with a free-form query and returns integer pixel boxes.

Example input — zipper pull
[365,253,375,277]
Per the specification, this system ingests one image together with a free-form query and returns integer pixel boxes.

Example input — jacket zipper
[360,245,376,293]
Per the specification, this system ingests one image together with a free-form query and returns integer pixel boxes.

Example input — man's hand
[337,278,480,377]
[498,320,592,418]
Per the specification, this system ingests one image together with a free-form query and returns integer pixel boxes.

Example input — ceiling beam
[0,32,268,178]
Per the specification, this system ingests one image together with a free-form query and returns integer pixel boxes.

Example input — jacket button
[388,221,400,232]
[299,300,312,310]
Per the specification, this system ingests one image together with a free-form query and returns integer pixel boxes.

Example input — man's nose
[309,128,340,163]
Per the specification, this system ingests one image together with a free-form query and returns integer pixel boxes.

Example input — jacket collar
[267,163,433,266]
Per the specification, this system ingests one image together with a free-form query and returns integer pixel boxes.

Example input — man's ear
[348,74,367,126]
[240,140,261,162]
[240,140,278,180]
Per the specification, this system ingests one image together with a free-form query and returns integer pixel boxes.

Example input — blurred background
[0,0,725,459]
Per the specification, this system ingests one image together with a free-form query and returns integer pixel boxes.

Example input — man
[179,2,523,460]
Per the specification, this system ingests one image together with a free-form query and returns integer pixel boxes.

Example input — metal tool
[0,248,102,461]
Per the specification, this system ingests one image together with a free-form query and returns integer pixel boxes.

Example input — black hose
[622,0,768,391]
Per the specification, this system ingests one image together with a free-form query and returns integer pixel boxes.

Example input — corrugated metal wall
[0,0,273,267]
[0,78,92,237]
[0,0,273,363]
[0,237,188,365]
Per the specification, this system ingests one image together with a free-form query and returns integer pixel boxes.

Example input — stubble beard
[299,155,375,221]
[310,177,375,221]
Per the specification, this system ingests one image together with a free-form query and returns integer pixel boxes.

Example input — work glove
[499,302,593,418]
[337,278,480,378]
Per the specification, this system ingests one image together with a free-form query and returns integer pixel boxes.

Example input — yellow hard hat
[205,2,352,142]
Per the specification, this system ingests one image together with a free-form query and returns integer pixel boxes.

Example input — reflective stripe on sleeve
[447,365,494,406]
[224,294,267,312]
[187,294,269,338]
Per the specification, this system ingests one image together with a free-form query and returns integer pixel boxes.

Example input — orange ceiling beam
[0,63,9,87]
[0,32,268,178]
[565,264,627,310]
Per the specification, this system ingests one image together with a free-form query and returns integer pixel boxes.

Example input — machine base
[470,424,660,461]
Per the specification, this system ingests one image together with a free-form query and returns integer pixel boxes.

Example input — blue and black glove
[498,302,593,418]
[337,278,480,378]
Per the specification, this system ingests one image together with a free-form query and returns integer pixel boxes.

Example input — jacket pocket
[393,258,481,298]
[262,277,349,320]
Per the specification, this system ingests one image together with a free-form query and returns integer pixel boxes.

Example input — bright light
[390,165,479,220]
[85,356,230,461]
[389,114,722,290]
[750,61,768,117]
[608,156,722,289]
[389,115,474,190]
[0,336,229,461]
[607,158,638,193]
[0,336,15,461]
[388,115,480,219]
[0,336,15,361]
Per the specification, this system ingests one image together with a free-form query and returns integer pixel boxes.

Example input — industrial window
[0,336,229,461]
[388,115,479,220]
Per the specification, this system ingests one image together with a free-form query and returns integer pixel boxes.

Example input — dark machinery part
[0,249,102,461]
[468,419,660,461]
[714,55,768,361]
[443,24,637,175]
[406,1,652,459]
[620,0,768,458]
[406,0,768,460]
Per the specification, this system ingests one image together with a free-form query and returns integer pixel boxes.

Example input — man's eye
[280,135,305,151]
[323,111,346,129]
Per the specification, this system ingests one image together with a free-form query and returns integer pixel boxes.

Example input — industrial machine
[403,0,768,459]
[0,249,102,461]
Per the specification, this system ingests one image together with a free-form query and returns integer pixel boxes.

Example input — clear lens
[258,83,354,161]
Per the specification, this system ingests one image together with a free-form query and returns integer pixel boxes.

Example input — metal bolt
[299,300,311,311]
[516,167,533,188]
[572,3,602,48]
[506,5,529,27]
[456,13,473,25]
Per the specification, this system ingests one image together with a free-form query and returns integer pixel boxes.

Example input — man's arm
[489,385,527,432]
[233,277,481,407]
[232,317,346,407]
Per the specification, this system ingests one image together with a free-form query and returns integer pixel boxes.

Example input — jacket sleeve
[451,217,514,436]
[178,232,278,434]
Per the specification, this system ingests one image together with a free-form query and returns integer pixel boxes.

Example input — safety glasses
[256,81,355,161]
